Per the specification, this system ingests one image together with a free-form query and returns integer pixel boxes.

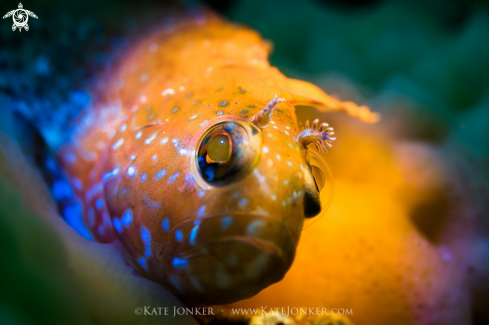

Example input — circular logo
[13,10,28,28]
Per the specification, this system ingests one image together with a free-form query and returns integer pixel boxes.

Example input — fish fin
[282,78,380,123]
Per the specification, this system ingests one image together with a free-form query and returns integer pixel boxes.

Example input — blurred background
[1,0,488,324]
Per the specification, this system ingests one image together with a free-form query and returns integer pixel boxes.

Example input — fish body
[49,10,376,304]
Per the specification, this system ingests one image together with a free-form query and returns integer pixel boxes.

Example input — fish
[44,9,378,305]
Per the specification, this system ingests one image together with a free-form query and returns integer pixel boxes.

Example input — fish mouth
[169,212,296,261]
[167,212,298,304]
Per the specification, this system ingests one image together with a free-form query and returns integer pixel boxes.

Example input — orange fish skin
[54,11,376,305]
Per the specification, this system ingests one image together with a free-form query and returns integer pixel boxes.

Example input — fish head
[111,78,336,305]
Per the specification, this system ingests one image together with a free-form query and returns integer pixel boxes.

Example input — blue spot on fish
[112,138,124,150]
[102,166,120,182]
[189,226,199,244]
[52,179,73,201]
[173,258,188,267]
[154,169,167,180]
[179,148,189,155]
[96,198,104,209]
[113,218,122,233]
[141,227,151,258]
[126,166,136,177]
[145,133,157,145]
[72,178,83,190]
[85,183,103,201]
[220,101,228,107]
[138,257,148,271]
[168,172,179,184]
[197,205,206,217]
[221,216,232,230]
[175,230,183,241]
[143,195,161,209]
[239,198,248,207]
[121,209,133,226]
[162,218,169,231]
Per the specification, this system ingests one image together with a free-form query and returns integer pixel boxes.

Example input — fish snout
[168,213,297,304]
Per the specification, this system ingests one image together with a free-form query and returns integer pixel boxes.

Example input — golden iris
[206,135,231,163]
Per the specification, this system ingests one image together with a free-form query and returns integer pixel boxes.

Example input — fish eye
[196,120,262,186]
[303,149,335,228]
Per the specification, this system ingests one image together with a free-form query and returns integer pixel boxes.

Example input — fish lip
[199,210,270,219]
[169,211,296,262]
[178,235,284,260]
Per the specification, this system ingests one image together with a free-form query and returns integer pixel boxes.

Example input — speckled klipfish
[49,9,378,305]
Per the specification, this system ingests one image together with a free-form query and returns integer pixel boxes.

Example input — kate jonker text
[137,306,215,316]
